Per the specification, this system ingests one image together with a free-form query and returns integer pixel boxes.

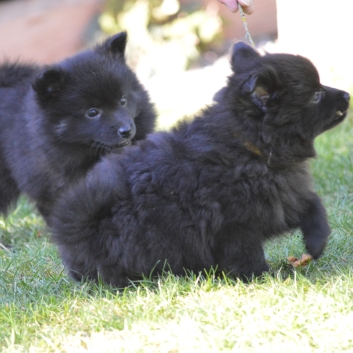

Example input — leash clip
[238,4,255,47]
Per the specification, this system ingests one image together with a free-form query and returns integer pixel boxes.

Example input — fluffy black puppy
[51,43,350,286]
[0,32,155,220]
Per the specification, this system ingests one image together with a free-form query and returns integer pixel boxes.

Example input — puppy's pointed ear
[231,42,260,73]
[98,31,127,59]
[32,68,67,99]
[108,31,127,55]
[242,65,281,110]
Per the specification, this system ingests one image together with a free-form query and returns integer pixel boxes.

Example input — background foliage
[99,0,224,79]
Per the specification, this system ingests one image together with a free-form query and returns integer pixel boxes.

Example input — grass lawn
[1,109,353,352]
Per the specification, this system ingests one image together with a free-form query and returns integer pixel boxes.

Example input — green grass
[1,113,353,352]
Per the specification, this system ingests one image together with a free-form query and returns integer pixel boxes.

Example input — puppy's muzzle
[335,91,350,120]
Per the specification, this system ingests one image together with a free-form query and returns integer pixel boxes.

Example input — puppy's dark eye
[120,96,127,106]
[311,91,325,104]
[85,108,101,119]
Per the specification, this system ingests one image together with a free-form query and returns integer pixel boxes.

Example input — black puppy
[0,32,155,220]
[51,43,350,286]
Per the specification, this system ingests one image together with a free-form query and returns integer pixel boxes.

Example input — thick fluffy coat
[51,43,350,286]
[0,32,155,220]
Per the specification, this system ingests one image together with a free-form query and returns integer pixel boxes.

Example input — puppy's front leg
[299,193,331,259]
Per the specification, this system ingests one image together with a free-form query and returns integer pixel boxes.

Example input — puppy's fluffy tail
[50,159,124,282]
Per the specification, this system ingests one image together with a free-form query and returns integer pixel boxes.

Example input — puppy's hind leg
[57,245,99,283]
[299,193,331,259]
[215,228,270,281]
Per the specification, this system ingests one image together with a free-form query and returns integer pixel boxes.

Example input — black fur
[51,42,350,287]
[0,32,156,220]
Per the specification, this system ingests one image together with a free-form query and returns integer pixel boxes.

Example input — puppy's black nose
[343,92,350,102]
[118,126,132,138]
